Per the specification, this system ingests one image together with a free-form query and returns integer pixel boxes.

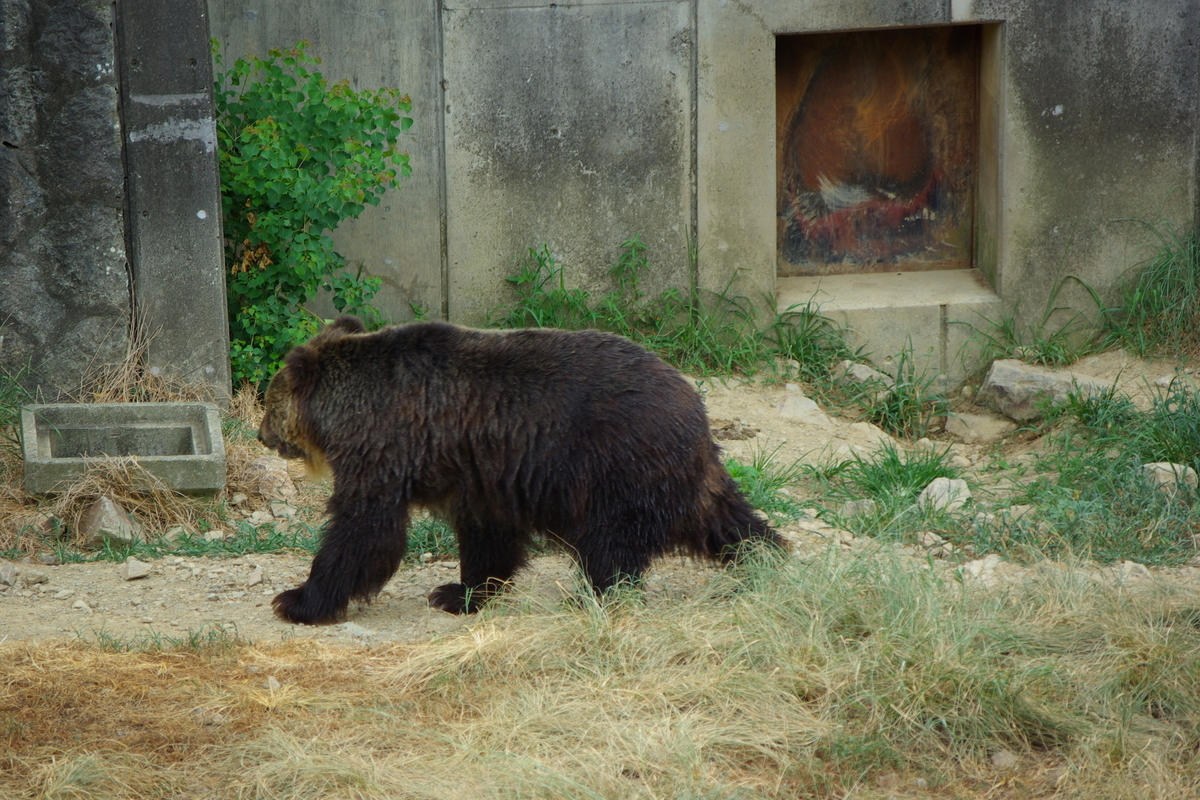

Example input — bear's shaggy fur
[259,315,781,624]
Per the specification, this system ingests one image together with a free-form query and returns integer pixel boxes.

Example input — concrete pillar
[116,0,231,398]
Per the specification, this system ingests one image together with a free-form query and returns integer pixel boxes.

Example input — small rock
[945,412,1017,444]
[919,530,951,550]
[709,417,758,441]
[961,554,1004,586]
[203,529,228,542]
[874,772,899,790]
[918,477,972,512]
[121,557,152,581]
[0,562,19,587]
[976,359,1115,423]
[249,510,274,525]
[1117,560,1151,583]
[1140,462,1198,496]
[833,360,894,403]
[777,393,832,426]
[229,492,249,506]
[22,568,49,585]
[37,552,60,566]
[268,500,298,519]
[339,621,378,639]
[247,566,264,587]
[248,456,297,501]
[420,552,435,564]
[72,599,93,613]
[839,499,877,518]
[1042,765,1069,787]
[190,707,226,725]
[162,525,191,543]
[53,589,74,599]
[79,496,143,548]
[991,749,1019,770]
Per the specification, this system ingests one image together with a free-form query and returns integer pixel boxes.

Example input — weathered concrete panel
[207,0,445,322]
[966,0,1199,315]
[696,0,773,303]
[443,1,693,325]
[0,0,131,397]
[118,0,231,398]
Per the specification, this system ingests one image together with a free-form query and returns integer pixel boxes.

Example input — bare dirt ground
[2,349,1198,649]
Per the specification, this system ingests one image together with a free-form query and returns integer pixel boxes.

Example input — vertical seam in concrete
[688,0,699,302]
[992,21,1008,300]
[939,303,949,374]
[1194,13,1200,232]
[436,0,451,321]
[111,0,138,344]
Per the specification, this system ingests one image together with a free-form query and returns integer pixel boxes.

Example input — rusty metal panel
[777,27,980,276]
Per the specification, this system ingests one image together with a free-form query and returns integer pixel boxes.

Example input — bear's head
[257,316,367,478]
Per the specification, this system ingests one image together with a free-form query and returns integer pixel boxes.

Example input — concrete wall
[443,0,694,323]
[207,0,1199,350]
[0,0,131,395]
[0,0,230,400]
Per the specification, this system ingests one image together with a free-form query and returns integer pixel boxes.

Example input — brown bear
[258,315,781,624]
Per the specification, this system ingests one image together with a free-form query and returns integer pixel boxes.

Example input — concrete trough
[21,403,226,495]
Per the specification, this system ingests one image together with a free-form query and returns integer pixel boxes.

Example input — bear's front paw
[428,583,476,614]
[272,584,345,625]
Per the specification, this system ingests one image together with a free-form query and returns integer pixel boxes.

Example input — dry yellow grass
[3,550,1200,800]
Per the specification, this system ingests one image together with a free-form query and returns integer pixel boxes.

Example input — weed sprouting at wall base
[491,238,858,382]
[960,274,1106,370]
[1107,223,1200,358]
[212,40,413,388]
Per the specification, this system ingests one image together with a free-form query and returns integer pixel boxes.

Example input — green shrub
[213,40,412,387]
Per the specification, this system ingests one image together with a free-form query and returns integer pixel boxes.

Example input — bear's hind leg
[574,516,657,599]
[428,512,529,614]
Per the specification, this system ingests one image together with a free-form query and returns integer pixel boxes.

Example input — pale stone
[247,456,297,501]
[839,499,877,518]
[269,500,298,518]
[976,359,1114,422]
[1140,462,1198,496]
[121,557,152,581]
[777,393,832,426]
[945,411,1017,444]
[79,496,143,547]
[918,477,972,512]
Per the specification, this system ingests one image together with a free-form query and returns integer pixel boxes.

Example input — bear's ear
[283,344,322,399]
[330,315,367,334]
[306,315,366,348]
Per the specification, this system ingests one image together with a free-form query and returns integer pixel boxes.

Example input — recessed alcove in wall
[777,25,982,277]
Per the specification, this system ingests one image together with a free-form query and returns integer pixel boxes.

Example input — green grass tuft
[1107,224,1200,358]
[490,238,859,383]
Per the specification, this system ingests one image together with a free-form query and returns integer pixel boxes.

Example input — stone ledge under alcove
[778,269,1002,385]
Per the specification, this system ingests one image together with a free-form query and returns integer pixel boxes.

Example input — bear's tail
[701,467,785,562]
